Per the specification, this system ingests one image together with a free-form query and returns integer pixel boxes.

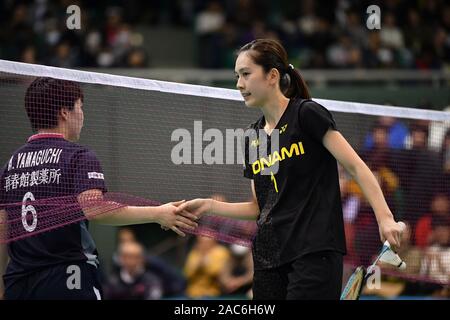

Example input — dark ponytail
[237,39,311,99]
[284,65,311,99]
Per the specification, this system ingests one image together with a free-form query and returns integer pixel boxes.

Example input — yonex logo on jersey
[251,139,260,147]
[88,172,104,180]
[280,124,288,133]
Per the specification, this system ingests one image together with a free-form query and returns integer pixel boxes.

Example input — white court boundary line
[1,59,449,121]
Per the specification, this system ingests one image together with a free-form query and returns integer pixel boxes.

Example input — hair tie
[288,64,294,70]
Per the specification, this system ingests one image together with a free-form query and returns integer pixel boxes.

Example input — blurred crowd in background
[341,116,449,298]
[0,0,449,69]
[103,226,254,300]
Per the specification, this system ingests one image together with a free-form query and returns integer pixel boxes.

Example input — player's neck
[37,128,67,140]
[261,93,290,130]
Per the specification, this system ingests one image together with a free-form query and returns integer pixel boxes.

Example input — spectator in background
[111,227,186,298]
[339,163,359,265]
[364,115,409,150]
[344,11,366,47]
[110,22,132,62]
[49,41,80,68]
[195,1,225,35]
[296,0,319,40]
[415,192,450,248]
[101,6,147,68]
[110,227,147,270]
[20,46,37,64]
[428,106,450,152]
[183,235,230,298]
[326,33,362,68]
[145,254,186,298]
[419,221,450,296]
[105,241,164,300]
[352,124,402,266]
[432,28,450,68]
[440,129,450,191]
[403,9,426,58]
[111,227,136,273]
[0,4,33,60]
[96,48,115,68]
[195,1,226,68]
[363,32,393,69]
[393,120,441,226]
[307,18,334,68]
[420,0,440,25]
[362,125,402,217]
[126,47,149,68]
[232,0,266,31]
[219,244,253,298]
[380,12,404,50]
[83,29,103,67]
[104,7,123,49]
[415,43,442,70]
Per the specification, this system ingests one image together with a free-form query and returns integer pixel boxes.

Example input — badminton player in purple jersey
[0,77,197,300]
[176,39,404,300]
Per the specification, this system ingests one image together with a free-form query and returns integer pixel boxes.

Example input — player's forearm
[77,191,164,226]
[209,200,259,220]
[351,162,394,223]
[86,205,162,226]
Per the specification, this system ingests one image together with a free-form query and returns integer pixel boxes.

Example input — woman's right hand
[157,200,198,236]
[175,198,212,219]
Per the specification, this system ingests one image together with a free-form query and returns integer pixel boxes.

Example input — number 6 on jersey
[22,191,37,232]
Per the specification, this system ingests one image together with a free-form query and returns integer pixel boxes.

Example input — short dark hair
[24,77,84,131]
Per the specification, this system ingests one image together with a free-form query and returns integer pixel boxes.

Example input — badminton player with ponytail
[176,39,405,300]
